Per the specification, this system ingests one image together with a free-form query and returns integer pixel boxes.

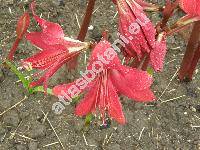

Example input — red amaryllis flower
[114,0,167,71]
[53,39,155,124]
[22,1,89,90]
[179,0,200,16]
[26,1,85,51]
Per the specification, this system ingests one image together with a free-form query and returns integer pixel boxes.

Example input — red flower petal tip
[16,12,30,40]
[150,33,167,72]
[8,12,30,60]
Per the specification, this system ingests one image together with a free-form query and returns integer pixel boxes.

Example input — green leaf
[85,113,93,126]
[5,60,32,91]
[32,86,53,95]
[5,60,53,95]
[71,94,82,105]
[147,67,154,76]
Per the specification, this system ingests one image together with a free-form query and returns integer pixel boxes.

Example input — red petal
[127,0,156,49]
[75,81,98,116]
[53,78,92,97]
[112,0,117,4]
[129,88,155,102]
[179,0,200,16]
[29,1,87,51]
[53,82,78,97]
[117,1,153,56]
[150,34,167,71]
[107,80,126,124]
[111,70,155,101]
[16,12,30,39]
[118,9,148,55]
[110,66,155,101]
[26,32,56,50]
[111,66,153,90]
[53,84,69,97]
[88,40,122,70]
[30,1,64,45]
[31,57,68,88]
[30,76,45,88]
[22,46,67,69]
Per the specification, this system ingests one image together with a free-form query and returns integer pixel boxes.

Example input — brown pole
[77,0,96,41]
[178,21,200,80]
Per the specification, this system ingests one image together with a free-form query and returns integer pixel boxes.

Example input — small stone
[88,25,94,31]
[197,143,200,149]
[191,106,197,112]
[28,141,38,150]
